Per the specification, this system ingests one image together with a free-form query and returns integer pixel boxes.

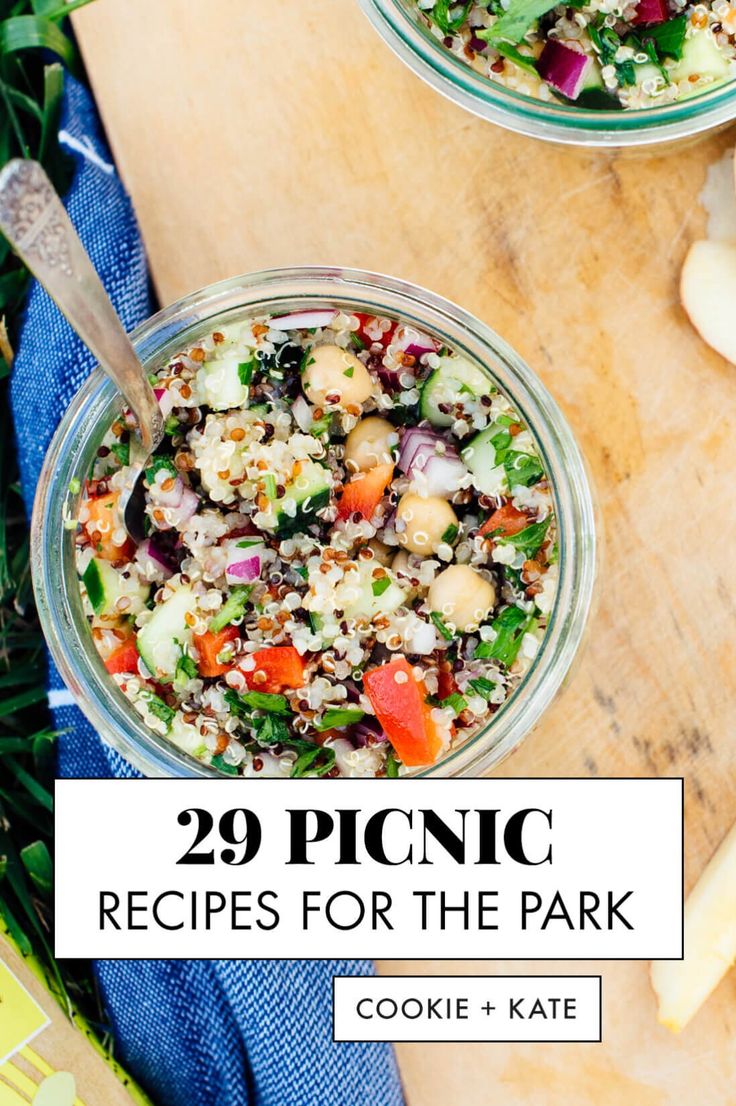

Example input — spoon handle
[0,159,162,454]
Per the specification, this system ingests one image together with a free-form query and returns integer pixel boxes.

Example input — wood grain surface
[72,1,736,1102]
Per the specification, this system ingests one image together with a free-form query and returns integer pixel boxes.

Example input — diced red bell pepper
[337,463,394,522]
[632,0,669,23]
[363,656,444,768]
[479,503,530,538]
[355,313,396,349]
[244,645,306,693]
[194,625,240,678]
[83,492,135,564]
[105,638,140,675]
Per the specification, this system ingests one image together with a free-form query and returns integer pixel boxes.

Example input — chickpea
[396,493,458,555]
[302,345,372,408]
[391,550,412,576]
[344,417,396,472]
[427,565,496,633]
[367,539,393,566]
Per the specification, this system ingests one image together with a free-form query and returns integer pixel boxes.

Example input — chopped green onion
[469,677,496,700]
[209,585,253,633]
[343,367,355,378]
[263,474,277,500]
[430,611,455,641]
[349,332,365,351]
[372,576,391,597]
[385,749,401,778]
[441,523,459,544]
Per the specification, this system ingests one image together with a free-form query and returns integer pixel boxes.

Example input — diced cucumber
[343,562,407,623]
[196,351,252,411]
[670,31,730,91]
[461,424,509,498]
[82,558,149,618]
[272,460,331,537]
[633,61,665,88]
[581,57,604,91]
[419,355,494,427]
[136,584,198,681]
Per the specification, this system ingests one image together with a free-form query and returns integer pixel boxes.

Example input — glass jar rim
[356,0,736,146]
[31,265,597,778]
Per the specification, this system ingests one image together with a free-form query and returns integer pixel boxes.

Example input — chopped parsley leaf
[474,606,534,669]
[291,744,336,778]
[316,707,366,730]
[241,690,290,715]
[372,576,391,597]
[210,754,238,776]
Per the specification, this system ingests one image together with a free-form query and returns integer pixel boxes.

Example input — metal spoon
[0,158,162,542]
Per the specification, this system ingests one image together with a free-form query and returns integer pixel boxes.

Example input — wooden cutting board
[72,2,736,1102]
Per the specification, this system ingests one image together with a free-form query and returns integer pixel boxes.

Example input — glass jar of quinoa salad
[32,269,596,779]
[357,0,736,143]
[410,0,734,109]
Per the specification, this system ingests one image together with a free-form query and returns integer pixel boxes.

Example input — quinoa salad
[74,307,558,778]
[412,0,735,108]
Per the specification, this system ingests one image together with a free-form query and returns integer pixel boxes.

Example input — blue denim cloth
[10,78,404,1106]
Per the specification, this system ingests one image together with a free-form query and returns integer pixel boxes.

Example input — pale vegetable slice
[651,818,736,1032]
[681,239,736,364]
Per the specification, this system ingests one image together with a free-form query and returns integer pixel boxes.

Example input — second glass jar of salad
[357,0,736,144]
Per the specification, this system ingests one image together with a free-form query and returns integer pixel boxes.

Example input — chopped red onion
[633,0,669,22]
[406,620,437,656]
[292,394,314,433]
[224,536,263,583]
[226,556,261,583]
[392,325,439,356]
[353,720,388,747]
[135,538,174,579]
[415,453,468,498]
[377,364,405,392]
[154,386,174,419]
[151,475,184,508]
[269,309,337,330]
[537,41,591,100]
[398,426,467,497]
[175,486,199,523]
[398,425,447,473]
